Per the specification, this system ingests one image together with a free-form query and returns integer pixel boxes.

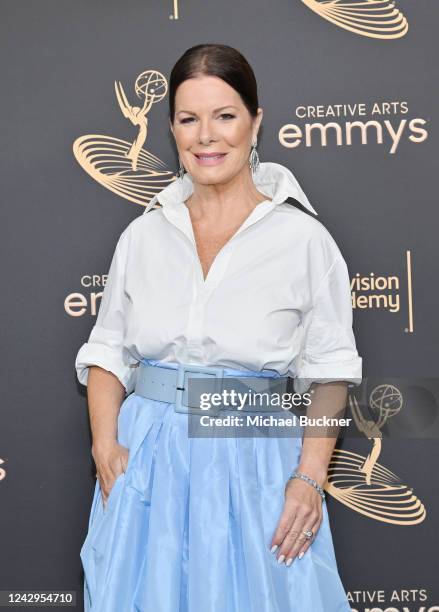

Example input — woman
[75,43,362,612]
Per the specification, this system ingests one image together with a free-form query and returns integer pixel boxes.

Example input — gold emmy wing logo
[168,0,408,38]
[301,0,408,39]
[326,384,426,524]
[73,70,176,206]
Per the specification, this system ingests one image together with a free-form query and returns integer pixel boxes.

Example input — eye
[179,113,235,124]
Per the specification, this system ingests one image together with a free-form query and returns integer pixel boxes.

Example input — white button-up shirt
[75,161,362,396]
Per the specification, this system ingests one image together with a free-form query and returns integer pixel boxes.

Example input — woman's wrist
[92,437,118,457]
[296,463,328,488]
[288,471,326,501]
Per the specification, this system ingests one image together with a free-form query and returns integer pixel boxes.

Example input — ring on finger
[302,528,314,540]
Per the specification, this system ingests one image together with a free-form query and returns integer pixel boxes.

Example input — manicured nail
[270,544,278,554]
[298,551,304,559]
[285,558,293,567]
[277,555,285,564]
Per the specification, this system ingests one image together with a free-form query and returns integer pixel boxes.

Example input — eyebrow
[176,105,238,116]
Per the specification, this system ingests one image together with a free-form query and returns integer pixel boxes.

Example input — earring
[249,140,260,174]
[177,156,185,179]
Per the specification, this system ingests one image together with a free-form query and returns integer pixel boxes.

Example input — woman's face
[169,74,263,186]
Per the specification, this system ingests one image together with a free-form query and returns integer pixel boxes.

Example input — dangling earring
[249,140,260,174]
[177,155,185,179]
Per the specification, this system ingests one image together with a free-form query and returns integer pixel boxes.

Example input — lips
[192,152,228,167]
[194,153,227,159]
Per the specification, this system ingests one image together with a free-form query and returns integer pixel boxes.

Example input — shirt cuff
[293,356,363,395]
[75,326,138,395]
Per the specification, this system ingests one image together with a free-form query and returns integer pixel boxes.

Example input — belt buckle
[174,363,225,415]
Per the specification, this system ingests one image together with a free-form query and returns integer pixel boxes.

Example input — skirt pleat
[80,389,352,612]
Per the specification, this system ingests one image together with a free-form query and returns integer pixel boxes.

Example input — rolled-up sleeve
[75,224,138,395]
[294,253,362,395]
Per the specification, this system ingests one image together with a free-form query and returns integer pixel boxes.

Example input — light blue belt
[134,358,292,415]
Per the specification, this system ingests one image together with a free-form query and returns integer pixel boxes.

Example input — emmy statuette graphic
[325,385,426,525]
[73,70,176,207]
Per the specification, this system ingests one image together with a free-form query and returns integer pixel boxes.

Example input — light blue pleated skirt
[80,359,351,612]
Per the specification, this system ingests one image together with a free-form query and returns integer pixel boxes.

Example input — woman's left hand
[270,476,324,566]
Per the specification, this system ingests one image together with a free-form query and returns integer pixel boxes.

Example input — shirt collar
[143,161,317,216]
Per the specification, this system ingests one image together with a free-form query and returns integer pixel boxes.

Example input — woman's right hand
[92,441,129,508]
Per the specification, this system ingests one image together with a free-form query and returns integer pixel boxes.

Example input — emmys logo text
[279,100,428,154]
[65,275,107,318]
[347,585,433,612]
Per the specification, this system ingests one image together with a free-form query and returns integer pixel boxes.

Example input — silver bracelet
[288,471,326,501]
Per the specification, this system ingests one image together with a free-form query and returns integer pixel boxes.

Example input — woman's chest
[124,223,312,351]
[191,218,251,282]
[190,227,227,282]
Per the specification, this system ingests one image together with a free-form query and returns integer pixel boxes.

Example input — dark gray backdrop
[1,1,438,610]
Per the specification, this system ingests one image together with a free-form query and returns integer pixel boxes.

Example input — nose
[197,117,216,145]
